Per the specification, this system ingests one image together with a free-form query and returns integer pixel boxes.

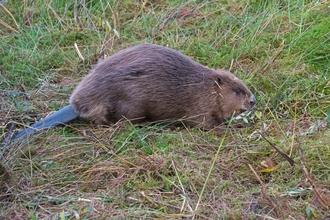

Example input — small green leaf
[306,206,311,218]
[60,210,65,220]
[255,111,262,120]
[42,161,54,168]
[243,117,248,123]
[83,206,93,213]
[30,211,37,220]
[113,28,120,38]
[105,21,111,33]
[22,105,36,112]
[98,17,102,27]
[14,100,23,114]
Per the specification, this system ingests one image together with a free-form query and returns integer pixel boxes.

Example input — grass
[1,0,330,219]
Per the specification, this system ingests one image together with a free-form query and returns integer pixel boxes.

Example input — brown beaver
[14,43,256,139]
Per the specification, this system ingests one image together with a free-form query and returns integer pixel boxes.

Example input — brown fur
[70,44,255,129]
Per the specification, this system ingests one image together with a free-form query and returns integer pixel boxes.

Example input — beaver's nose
[250,95,256,106]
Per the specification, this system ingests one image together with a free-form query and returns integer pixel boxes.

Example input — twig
[248,164,278,210]
[301,162,329,209]
[74,43,85,61]
[259,132,294,166]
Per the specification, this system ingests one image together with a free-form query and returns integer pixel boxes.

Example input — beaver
[13,43,256,139]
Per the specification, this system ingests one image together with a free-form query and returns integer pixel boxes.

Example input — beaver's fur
[70,43,256,129]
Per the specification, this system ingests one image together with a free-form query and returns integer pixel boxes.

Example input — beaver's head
[212,70,256,119]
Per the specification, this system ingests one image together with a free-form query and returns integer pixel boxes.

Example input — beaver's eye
[234,89,241,95]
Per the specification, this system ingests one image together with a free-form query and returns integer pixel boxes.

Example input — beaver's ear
[215,76,223,86]
[212,72,225,86]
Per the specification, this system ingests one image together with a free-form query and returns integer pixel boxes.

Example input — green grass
[1,0,330,219]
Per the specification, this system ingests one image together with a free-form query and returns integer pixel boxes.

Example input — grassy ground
[1,0,329,219]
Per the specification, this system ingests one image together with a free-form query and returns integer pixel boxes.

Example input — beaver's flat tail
[13,105,79,140]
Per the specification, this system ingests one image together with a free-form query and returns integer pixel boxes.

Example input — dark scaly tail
[13,105,79,140]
